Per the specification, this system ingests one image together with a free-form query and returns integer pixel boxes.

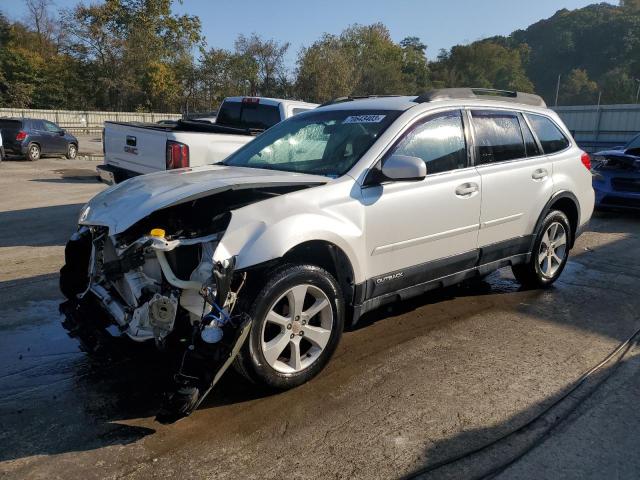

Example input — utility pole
[635,79,640,104]
[554,74,561,107]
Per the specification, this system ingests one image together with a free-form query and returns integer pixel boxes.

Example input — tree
[620,0,640,10]
[560,68,598,105]
[432,41,534,92]
[295,34,358,103]
[295,23,415,102]
[599,68,638,104]
[234,33,289,96]
[399,36,431,94]
[61,0,202,111]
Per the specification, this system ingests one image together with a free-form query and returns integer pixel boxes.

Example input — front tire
[235,264,344,390]
[512,210,572,288]
[27,143,40,161]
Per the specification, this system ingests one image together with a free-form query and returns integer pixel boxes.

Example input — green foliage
[295,23,430,103]
[560,69,598,105]
[2,2,640,110]
[431,41,533,93]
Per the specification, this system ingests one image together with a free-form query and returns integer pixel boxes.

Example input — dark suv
[0,118,78,161]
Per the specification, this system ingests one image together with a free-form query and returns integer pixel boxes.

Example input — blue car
[0,117,78,161]
[592,133,640,210]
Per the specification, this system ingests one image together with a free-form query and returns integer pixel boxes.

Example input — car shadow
[30,168,101,184]
[0,203,84,247]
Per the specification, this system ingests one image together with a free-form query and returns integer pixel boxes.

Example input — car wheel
[512,210,572,288]
[66,143,78,159]
[27,143,41,161]
[235,264,344,390]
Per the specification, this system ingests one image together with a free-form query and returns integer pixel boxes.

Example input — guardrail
[0,108,182,134]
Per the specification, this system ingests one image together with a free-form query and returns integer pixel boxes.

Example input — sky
[2,0,616,68]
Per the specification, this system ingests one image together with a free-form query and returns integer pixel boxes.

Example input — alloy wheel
[260,283,333,374]
[29,145,40,160]
[538,221,567,278]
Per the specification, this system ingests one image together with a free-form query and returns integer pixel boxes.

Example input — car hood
[80,165,328,234]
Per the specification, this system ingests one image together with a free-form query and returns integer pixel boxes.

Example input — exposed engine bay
[59,183,316,422]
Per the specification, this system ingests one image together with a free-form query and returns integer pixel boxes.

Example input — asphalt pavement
[0,158,639,479]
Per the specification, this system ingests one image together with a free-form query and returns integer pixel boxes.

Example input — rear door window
[471,110,525,164]
[526,114,570,154]
[389,110,468,174]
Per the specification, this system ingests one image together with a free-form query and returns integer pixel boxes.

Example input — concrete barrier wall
[553,104,640,152]
[0,108,182,134]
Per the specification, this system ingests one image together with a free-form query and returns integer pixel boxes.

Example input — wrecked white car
[60,89,593,421]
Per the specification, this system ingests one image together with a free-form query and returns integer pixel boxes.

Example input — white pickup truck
[98,96,318,184]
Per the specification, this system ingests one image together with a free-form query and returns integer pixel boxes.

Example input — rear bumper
[3,143,28,156]
[96,163,139,185]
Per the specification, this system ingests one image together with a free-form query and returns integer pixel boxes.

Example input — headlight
[78,204,91,223]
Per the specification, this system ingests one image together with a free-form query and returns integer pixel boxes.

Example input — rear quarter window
[217,101,281,130]
[526,114,570,154]
[0,120,22,130]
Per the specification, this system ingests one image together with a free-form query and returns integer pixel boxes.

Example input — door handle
[532,168,548,181]
[455,182,479,198]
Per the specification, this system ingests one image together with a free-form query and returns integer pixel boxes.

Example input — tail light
[16,131,27,141]
[242,97,260,105]
[166,140,189,169]
[580,152,591,171]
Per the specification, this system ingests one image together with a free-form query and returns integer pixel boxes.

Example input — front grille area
[611,177,640,193]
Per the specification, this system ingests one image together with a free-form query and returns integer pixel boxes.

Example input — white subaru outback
[60,88,594,420]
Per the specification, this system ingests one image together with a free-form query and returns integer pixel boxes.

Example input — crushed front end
[59,222,249,423]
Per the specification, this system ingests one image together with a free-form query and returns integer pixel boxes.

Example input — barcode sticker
[343,115,386,124]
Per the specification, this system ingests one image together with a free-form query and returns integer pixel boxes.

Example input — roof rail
[415,88,547,108]
[319,95,402,107]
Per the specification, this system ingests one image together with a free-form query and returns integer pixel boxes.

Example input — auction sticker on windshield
[343,115,386,124]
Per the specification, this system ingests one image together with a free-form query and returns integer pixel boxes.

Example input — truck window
[216,102,242,127]
[217,100,281,130]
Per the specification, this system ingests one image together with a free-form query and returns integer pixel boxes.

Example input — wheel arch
[282,240,356,308]
[534,191,580,249]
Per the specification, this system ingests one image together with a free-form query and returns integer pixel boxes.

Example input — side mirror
[58,129,65,136]
[381,155,426,181]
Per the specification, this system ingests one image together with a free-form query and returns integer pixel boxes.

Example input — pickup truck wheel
[66,143,78,159]
[512,210,571,288]
[235,264,344,390]
[27,143,41,161]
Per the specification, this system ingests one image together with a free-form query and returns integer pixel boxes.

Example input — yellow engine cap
[150,228,166,238]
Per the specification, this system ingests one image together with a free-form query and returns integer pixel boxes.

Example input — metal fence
[0,108,182,134]
[553,104,640,152]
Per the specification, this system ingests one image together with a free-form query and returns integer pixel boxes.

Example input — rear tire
[27,143,40,161]
[235,264,344,390]
[66,143,78,159]
[512,210,572,288]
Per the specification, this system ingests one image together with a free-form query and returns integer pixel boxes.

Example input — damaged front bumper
[59,225,251,422]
